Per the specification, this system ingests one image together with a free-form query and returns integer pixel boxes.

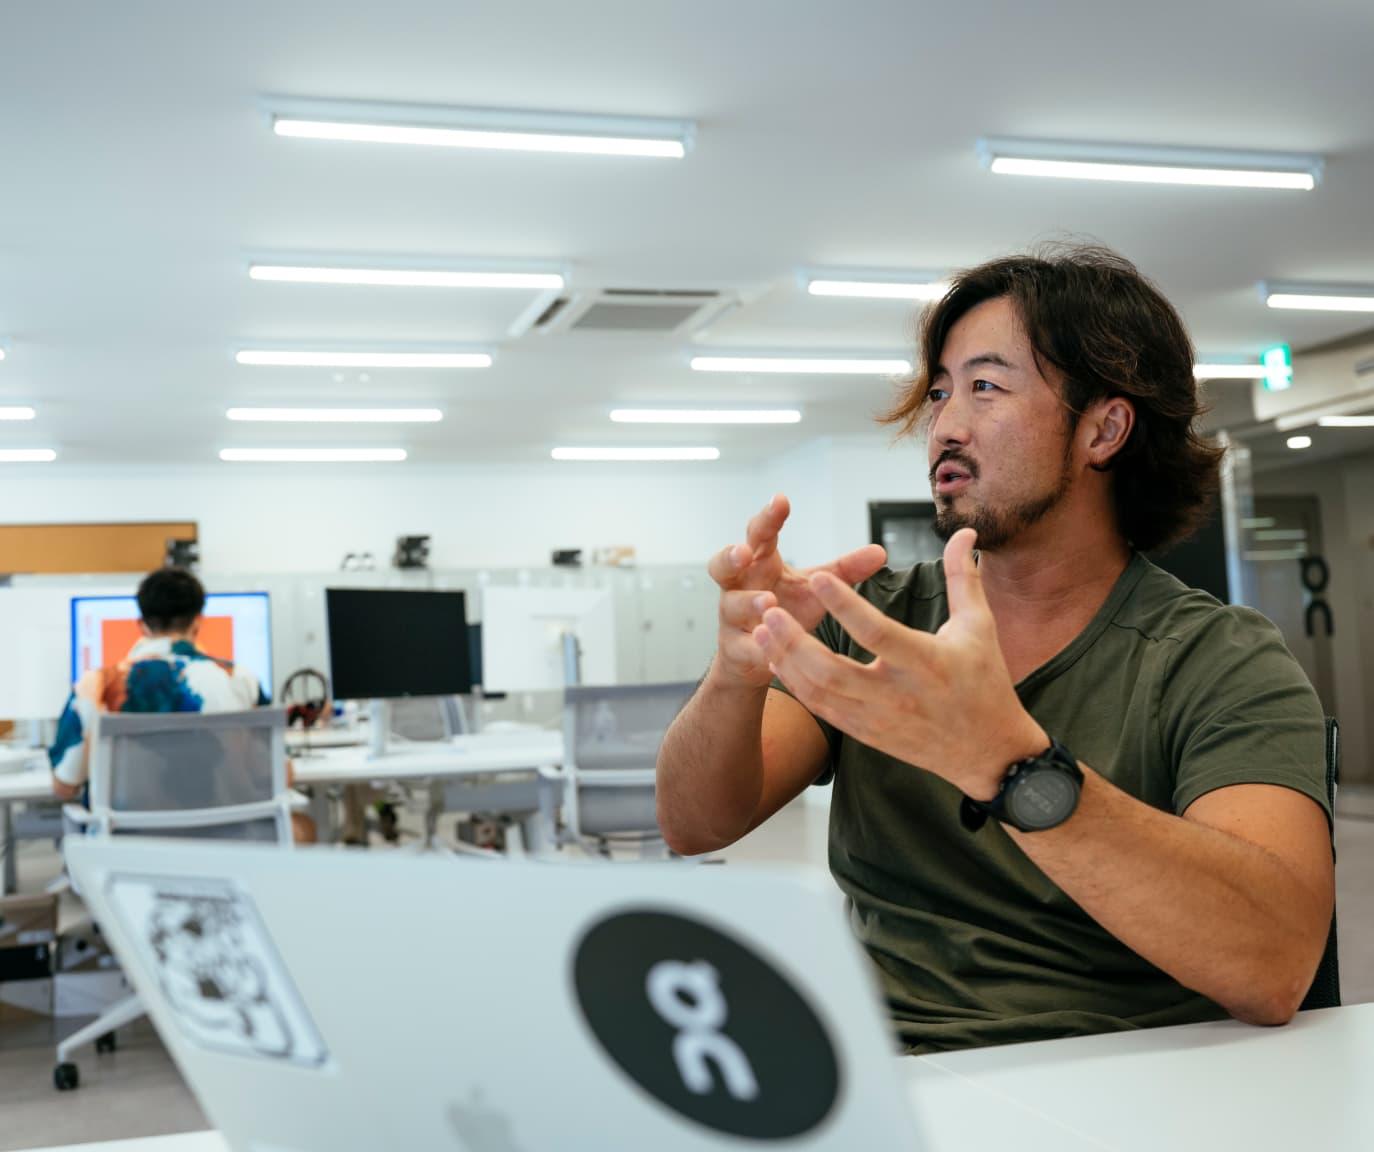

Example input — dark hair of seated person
[137,568,207,635]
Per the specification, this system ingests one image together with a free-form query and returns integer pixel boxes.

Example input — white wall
[0,463,776,572]
[0,442,926,575]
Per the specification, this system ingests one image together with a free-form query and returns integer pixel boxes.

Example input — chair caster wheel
[54,1063,80,1091]
[96,1032,117,1054]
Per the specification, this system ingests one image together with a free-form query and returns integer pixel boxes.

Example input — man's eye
[928,388,949,402]
[973,379,999,393]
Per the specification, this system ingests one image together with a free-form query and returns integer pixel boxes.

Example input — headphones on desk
[281,667,330,729]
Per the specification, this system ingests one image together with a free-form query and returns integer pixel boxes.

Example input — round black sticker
[571,908,841,1141]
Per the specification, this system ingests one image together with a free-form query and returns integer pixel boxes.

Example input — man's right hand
[707,493,887,689]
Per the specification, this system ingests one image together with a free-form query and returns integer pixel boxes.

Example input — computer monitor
[70,592,273,692]
[480,586,616,692]
[325,588,472,701]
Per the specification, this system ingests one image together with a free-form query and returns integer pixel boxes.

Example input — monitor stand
[367,699,390,760]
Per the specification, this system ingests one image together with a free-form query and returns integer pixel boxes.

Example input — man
[657,245,1333,1054]
[50,568,265,800]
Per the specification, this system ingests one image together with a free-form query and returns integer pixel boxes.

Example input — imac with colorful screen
[70,592,273,694]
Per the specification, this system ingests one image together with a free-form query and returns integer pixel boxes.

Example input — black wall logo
[571,909,841,1140]
[1301,556,1334,638]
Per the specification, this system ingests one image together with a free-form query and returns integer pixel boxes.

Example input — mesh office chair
[1299,716,1341,1012]
[558,682,695,858]
[54,708,294,1090]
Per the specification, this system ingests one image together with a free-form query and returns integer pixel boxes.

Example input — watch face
[1007,768,1079,830]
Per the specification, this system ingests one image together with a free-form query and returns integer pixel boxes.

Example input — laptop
[65,837,924,1151]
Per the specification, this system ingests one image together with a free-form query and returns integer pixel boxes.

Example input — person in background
[50,567,314,841]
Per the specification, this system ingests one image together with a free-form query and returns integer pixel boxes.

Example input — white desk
[21,1004,1374,1151]
[291,730,565,849]
[0,758,54,895]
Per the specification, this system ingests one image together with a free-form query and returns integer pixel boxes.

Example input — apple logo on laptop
[572,909,841,1140]
[447,1089,526,1152]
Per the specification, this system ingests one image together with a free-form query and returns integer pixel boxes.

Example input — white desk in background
[0,754,53,895]
[290,729,565,850]
[20,1004,1374,1152]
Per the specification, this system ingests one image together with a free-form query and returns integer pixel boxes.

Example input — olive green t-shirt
[778,553,1328,1055]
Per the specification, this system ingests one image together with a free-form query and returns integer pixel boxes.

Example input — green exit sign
[1263,344,1293,391]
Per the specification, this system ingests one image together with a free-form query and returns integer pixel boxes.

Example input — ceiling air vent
[533,287,734,335]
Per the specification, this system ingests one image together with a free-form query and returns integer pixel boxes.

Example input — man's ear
[1084,396,1135,471]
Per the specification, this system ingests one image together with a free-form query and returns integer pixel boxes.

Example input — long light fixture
[0,407,36,420]
[227,408,442,423]
[1193,363,1267,380]
[977,138,1322,191]
[552,447,719,462]
[1286,436,1313,450]
[610,408,800,425]
[249,264,564,291]
[1318,415,1374,428]
[1261,281,1374,313]
[235,349,491,369]
[690,354,910,376]
[268,98,694,160]
[220,448,407,463]
[0,449,56,462]
[801,268,948,302]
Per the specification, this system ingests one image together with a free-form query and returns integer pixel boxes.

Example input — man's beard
[931,454,1073,551]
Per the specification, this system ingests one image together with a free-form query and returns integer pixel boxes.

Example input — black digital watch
[960,739,1083,833]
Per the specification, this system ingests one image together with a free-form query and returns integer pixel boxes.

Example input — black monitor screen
[326,589,472,700]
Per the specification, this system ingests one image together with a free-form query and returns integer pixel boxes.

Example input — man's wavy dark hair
[137,568,206,635]
[881,244,1225,553]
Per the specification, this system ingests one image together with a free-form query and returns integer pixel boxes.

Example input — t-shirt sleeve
[1161,605,1329,821]
[770,611,846,785]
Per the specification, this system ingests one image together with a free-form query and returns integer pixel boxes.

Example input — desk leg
[2,799,15,896]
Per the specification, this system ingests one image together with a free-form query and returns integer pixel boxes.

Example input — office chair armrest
[574,769,658,788]
[61,804,96,832]
[104,801,284,832]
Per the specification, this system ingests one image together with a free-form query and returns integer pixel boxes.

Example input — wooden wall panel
[0,522,198,574]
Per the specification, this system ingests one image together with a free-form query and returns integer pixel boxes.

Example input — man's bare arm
[657,678,827,855]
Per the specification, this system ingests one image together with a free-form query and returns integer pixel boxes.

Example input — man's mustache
[930,450,980,485]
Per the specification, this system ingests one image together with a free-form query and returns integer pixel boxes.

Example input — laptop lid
[65,837,922,1152]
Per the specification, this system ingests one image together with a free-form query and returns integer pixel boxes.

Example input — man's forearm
[1010,767,1332,1025]
[656,662,769,855]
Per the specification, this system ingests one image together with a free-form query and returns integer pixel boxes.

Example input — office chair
[53,708,295,1090]
[556,682,695,858]
[1299,716,1341,1012]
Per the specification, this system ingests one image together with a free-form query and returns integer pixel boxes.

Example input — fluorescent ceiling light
[610,408,801,425]
[227,408,442,424]
[236,349,491,369]
[1286,435,1313,450]
[802,268,948,302]
[977,138,1321,191]
[0,348,6,361]
[1252,529,1308,542]
[0,407,36,421]
[269,98,693,159]
[1318,415,1374,427]
[690,355,910,376]
[249,265,564,291]
[220,448,407,463]
[1262,281,1374,312]
[1193,363,1268,380]
[552,447,720,462]
[0,448,56,462]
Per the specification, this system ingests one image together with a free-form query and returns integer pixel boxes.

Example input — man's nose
[931,390,971,447]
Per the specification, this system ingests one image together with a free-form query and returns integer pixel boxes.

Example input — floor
[1,786,1369,1151]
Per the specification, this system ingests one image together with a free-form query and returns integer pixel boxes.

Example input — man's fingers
[707,542,753,589]
[824,543,888,585]
[754,607,869,712]
[808,571,927,659]
[942,528,991,622]
[744,493,790,560]
[720,589,776,629]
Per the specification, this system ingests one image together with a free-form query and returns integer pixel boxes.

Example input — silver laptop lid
[65,837,921,1152]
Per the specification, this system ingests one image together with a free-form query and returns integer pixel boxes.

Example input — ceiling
[3,0,1374,470]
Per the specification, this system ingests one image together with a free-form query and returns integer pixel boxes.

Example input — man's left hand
[754,527,1048,801]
